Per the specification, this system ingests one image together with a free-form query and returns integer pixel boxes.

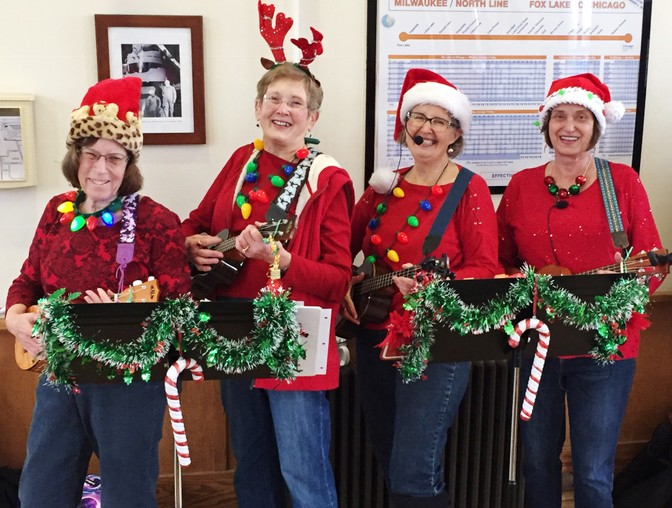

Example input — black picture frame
[95,14,206,145]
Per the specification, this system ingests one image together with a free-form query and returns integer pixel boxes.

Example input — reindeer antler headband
[258,1,323,84]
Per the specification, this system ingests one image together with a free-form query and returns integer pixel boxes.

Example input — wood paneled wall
[2,293,671,507]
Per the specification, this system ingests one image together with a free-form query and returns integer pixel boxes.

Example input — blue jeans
[356,328,471,500]
[19,379,165,508]
[220,379,337,508]
[520,356,636,508]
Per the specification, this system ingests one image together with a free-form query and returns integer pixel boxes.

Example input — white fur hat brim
[539,87,624,134]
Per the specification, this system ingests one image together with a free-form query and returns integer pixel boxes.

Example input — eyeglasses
[263,94,308,110]
[80,148,129,169]
[406,111,454,133]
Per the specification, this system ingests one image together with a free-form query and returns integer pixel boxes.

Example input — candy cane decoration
[165,357,204,467]
[508,318,551,421]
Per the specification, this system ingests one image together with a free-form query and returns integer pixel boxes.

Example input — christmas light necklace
[56,190,123,232]
[236,139,309,219]
[367,161,449,264]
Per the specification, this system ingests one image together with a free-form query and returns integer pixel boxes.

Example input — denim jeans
[356,328,471,500]
[220,378,337,508]
[19,379,165,508]
[520,356,636,508]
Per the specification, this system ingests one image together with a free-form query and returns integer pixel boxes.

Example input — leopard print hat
[66,77,143,159]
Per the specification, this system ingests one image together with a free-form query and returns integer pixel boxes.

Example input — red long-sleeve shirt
[351,166,501,326]
[497,162,664,358]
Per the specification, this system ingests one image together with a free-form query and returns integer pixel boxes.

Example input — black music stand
[63,300,271,383]
[425,273,631,508]
[63,299,274,508]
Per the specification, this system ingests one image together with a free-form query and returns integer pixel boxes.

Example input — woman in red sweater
[181,4,353,506]
[344,68,500,507]
[497,73,664,508]
[5,77,190,507]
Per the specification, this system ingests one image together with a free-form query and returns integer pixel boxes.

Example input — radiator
[329,361,524,508]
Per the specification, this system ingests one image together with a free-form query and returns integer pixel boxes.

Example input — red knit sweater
[6,193,191,308]
[497,161,664,358]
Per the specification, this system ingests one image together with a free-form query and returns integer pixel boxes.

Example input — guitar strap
[422,167,475,256]
[266,146,321,222]
[116,193,139,294]
[594,157,629,249]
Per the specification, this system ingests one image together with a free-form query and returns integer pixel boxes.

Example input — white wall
[1,1,670,303]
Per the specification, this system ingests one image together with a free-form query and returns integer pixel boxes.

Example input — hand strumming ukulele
[190,218,295,300]
[336,256,451,340]
[536,249,670,277]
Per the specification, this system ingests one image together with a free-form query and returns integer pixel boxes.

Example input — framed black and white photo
[0,95,36,189]
[95,14,205,145]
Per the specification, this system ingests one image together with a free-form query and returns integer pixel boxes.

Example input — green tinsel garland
[395,266,650,382]
[33,287,305,389]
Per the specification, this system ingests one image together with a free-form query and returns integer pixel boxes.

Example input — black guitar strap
[422,167,475,256]
[266,147,321,222]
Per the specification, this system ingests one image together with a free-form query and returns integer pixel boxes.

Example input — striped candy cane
[508,318,551,421]
[165,357,204,467]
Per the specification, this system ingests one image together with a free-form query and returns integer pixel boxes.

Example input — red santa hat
[394,68,471,140]
[538,73,624,134]
[370,69,471,194]
[66,77,143,159]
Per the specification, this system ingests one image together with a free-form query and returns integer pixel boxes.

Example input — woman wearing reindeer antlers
[181,3,353,507]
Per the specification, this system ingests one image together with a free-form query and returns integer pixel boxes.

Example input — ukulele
[190,218,295,300]
[15,277,160,372]
[336,256,451,340]
[536,249,670,277]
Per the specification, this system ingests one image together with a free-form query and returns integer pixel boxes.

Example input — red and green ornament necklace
[236,139,309,219]
[544,158,590,202]
[57,190,123,232]
[367,162,449,264]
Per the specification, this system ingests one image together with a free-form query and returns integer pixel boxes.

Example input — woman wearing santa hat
[343,68,500,507]
[5,77,191,507]
[497,73,664,508]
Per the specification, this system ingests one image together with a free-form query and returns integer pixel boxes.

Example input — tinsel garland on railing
[388,266,650,382]
[33,287,305,390]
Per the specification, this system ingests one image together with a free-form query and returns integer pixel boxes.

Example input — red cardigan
[182,144,354,390]
[497,161,664,359]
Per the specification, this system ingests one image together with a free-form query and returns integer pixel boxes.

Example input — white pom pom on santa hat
[369,167,399,194]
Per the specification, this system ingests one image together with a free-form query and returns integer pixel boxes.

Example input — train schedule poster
[373,0,647,190]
